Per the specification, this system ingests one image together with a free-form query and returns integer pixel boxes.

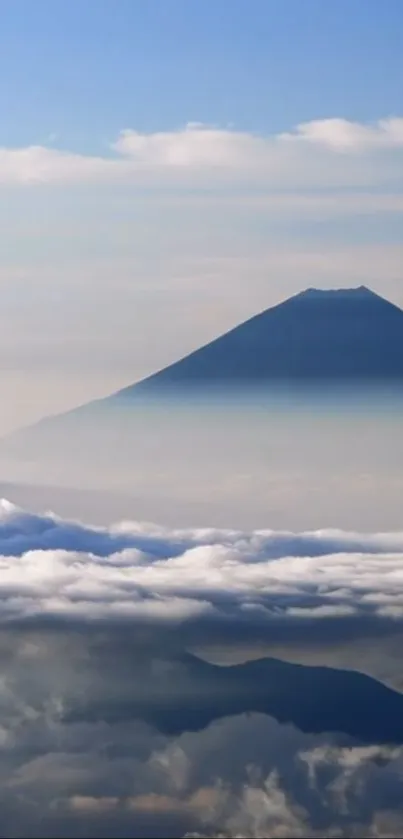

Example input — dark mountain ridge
[116,285,403,398]
[2,286,403,445]
[69,651,403,743]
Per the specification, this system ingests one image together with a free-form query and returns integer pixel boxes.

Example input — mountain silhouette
[68,652,403,743]
[114,285,403,398]
[2,285,403,446]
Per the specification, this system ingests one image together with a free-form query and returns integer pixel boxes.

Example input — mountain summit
[116,285,403,398]
[4,286,403,446]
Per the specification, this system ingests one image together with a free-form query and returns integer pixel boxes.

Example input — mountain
[115,286,403,398]
[69,652,403,743]
[2,285,403,446]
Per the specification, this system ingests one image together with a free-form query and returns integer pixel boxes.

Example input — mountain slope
[116,285,403,397]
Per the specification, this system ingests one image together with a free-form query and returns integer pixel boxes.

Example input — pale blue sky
[1,0,403,146]
[1,0,403,432]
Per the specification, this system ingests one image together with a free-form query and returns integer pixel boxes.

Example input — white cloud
[2,499,403,645]
[281,117,403,151]
[112,124,259,167]
[1,117,403,186]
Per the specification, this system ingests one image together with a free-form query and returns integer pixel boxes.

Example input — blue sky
[1,0,403,432]
[1,0,403,148]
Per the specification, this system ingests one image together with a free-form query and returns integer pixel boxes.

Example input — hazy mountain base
[1,386,403,531]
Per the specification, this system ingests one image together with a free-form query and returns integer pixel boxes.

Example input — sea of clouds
[2,498,403,837]
[3,497,403,629]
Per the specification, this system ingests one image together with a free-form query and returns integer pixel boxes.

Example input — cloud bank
[1,498,403,635]
[2,117,403,187]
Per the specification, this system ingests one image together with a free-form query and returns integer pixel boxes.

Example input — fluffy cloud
[1,498,403,635]
[2,118,403,187]
[1,497,403,710]
[280,117,403,152]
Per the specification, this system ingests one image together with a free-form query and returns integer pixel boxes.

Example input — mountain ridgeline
[115,286,403,399]
[70,651,403,744]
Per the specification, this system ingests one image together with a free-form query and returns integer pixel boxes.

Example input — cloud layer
[2,117,403,186]
[2,497,403,698]
[0,501,403,836]
[1,498,403,631]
